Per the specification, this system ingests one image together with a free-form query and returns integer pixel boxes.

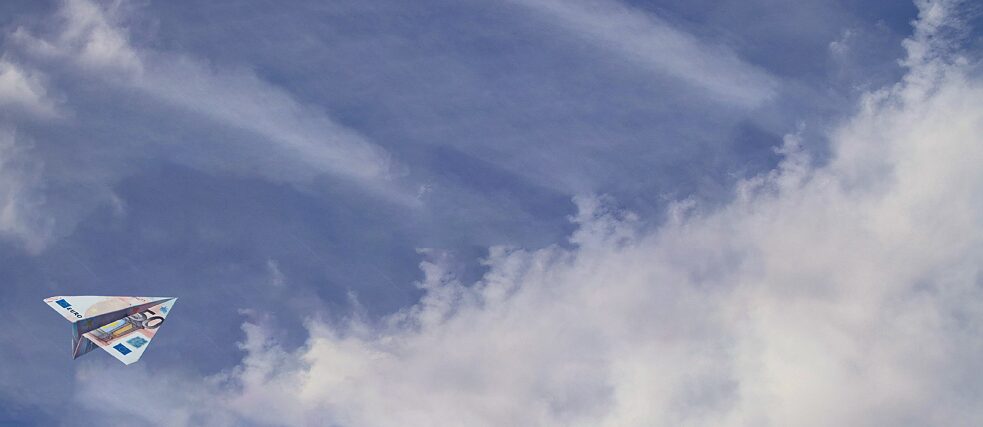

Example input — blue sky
[1,0,982,425]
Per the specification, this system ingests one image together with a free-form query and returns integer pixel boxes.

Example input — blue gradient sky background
[1,1,981,425]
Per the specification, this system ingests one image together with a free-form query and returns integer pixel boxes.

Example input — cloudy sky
[1,0,982,425]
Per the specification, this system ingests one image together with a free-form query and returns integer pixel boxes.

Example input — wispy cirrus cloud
[508,0,778,107]
[71,1,983,425]
[0,0,413,253]
[12,0,402,196]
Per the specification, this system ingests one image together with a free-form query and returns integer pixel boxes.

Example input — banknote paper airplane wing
[43,296,177,365]
[83,298,177,365]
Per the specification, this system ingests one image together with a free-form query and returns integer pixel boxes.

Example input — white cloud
[828,29,854,55]
[0,0,411,255]
[0,60,57,117]
[267,259,286,288]
[508,0,777,107]
[10,0,141,74]
[140,56,398,189]
[0,48,58,253]
[0,128,53,253]
[71,1,983,426]
[12,0,402,198]
[54,0,142,73]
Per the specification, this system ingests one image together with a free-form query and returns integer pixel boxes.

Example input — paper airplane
[44,296,177,365]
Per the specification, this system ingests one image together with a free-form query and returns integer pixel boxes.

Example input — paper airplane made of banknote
[43,296,177,365]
